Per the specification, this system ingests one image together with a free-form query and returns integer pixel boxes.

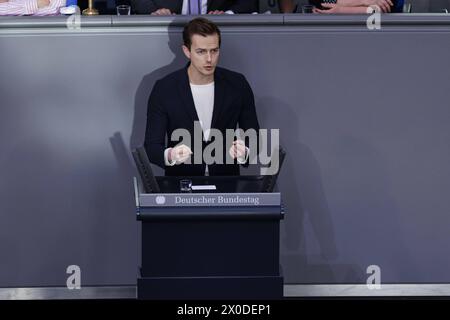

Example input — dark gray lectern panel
[1,16,450,287]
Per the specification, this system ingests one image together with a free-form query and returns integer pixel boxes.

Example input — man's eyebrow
[195,47,219,51]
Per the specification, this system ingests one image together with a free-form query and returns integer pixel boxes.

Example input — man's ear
[182,45,191,60]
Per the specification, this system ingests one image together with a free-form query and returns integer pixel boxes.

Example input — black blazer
[131,0,258,15]
[144,65,260,176]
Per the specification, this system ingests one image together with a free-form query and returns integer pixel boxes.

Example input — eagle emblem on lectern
[155,196,166,205]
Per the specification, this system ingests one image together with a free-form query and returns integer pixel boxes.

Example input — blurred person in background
[131,0,258,15]
[0,0,66,15]
[279,0,404,13]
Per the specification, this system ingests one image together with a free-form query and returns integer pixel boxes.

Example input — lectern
[132,149,285,300]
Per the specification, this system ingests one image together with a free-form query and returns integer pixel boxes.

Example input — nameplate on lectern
[139,193,281,207]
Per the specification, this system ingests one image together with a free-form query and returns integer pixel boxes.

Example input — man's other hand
[169,144,193,164]
[229,140,248,163]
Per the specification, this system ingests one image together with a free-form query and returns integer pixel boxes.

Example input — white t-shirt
[190,82,215,140]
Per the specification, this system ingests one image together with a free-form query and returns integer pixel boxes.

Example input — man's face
[183,33,220,77]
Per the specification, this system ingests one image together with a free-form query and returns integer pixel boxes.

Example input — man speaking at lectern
[144,18,260,176]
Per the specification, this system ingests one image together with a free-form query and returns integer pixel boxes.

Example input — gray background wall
[1,16,450,287]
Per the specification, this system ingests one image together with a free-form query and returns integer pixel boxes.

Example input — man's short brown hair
[183,18,221,50]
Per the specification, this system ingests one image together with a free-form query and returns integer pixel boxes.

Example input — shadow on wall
[257,96,420,283]
[257,96,364,283]
[130,20,187,176]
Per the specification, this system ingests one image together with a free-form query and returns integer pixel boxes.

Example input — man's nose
[206,52,212,62]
